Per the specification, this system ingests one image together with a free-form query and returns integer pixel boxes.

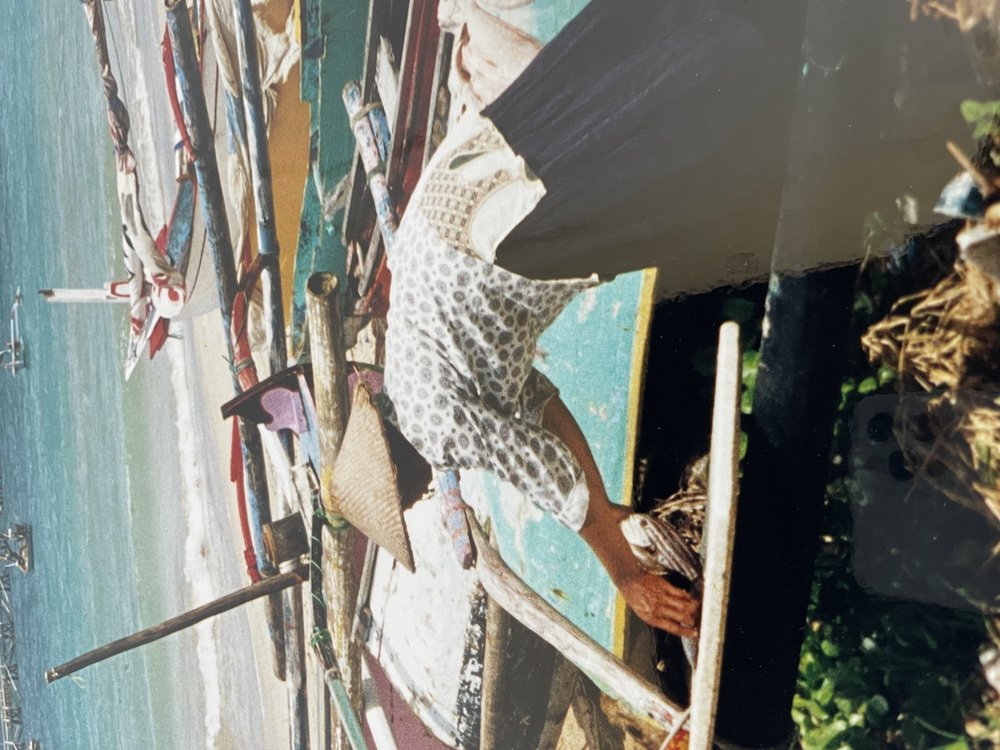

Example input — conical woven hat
[330,383,415,571]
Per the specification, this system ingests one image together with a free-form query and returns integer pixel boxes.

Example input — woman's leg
[542,395,699,638]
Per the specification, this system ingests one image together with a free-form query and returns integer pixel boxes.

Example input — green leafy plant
[960,99,1000,140]
[793,255,994,749]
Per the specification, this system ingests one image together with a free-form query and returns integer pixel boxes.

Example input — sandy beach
[177,311,292,750]
[113,0,308,745]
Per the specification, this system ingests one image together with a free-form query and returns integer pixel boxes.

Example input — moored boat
[1,287,25,377]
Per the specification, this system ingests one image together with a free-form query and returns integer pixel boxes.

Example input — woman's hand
[542,396,701,638]
[579,498,700,638]
[611,556,700,638]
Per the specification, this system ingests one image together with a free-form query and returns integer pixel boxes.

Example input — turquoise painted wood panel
[292,0,367,355]
[482,0,591,43]
[299,0,323,103]
[471,269,650,651]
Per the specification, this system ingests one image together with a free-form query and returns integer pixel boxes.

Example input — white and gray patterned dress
[384,113,598,531]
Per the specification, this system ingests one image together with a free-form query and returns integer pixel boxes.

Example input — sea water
[0,3,272,748]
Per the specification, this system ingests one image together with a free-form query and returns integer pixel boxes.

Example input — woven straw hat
[330,383,415,571]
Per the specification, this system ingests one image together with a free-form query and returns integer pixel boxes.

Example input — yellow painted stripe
[612,266,658,658]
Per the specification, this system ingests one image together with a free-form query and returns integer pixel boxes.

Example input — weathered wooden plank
[385,0,441,211]
[467,513,684,728]
[480,588,560,750]
[688,322,741,750]
[375,36,399,127]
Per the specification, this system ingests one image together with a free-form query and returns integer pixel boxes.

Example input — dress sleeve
[389,381,590,532]
[520,367,559,426]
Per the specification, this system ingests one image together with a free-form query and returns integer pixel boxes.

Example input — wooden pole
[688,323,741,750]
[165,0,286,678]
[342,82,398,245]
[45,567,308,683]
[230,0,288,375]
[466,513,684,728]
[307,272,361,750]
[307,273,350,514]
[229,3,305,738]
[313,638,371,750]
[479,526,560,750]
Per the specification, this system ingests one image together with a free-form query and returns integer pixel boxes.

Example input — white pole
[38,288,129,303]
[687,322,742,750]
[361,658,399,750]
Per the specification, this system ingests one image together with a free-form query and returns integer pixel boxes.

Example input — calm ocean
[0,3,273,749]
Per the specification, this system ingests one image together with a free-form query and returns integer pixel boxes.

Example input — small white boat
[0,288,25,377]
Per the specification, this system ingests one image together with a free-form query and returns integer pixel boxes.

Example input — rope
[105,6,131,116]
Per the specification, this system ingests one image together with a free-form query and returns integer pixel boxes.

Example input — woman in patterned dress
[384,0,803,636]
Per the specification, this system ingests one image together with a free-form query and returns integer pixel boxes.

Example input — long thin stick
[314,637,371,750]
[688,322,742,750]
[307,272,362,749]
[231,0,288,376]
[466,514,683,727]
[228,2,304,736]
[46,568,308,683]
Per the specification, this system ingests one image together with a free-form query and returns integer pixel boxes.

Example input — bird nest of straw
[649,454,708,554]
[863,260,1000,529]
[862,261,1000,392]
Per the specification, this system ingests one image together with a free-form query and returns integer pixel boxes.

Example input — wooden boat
[1,287,25,377]
[52,0,207,380]
[0,524,32,576]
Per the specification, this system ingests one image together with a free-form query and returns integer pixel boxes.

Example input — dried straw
[862,262,1000,392]
[895,389,1000,528]
[911,0,1000,32]
[863,260,1000,529]
[650,454,708,553]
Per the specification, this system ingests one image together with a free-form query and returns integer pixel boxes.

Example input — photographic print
[0,1,999,748]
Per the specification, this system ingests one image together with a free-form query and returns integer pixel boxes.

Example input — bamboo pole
[307,272,361,750]
[45,568,308,683]
[164,0,286,677]
[231,0,287,375]
[313,638,371,750]
[229,1,306,743]
[687,323,741,750]
[342,82,398,244]
[466,514,684,728]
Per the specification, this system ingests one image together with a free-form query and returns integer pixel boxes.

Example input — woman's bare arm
[542,395,700,638]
